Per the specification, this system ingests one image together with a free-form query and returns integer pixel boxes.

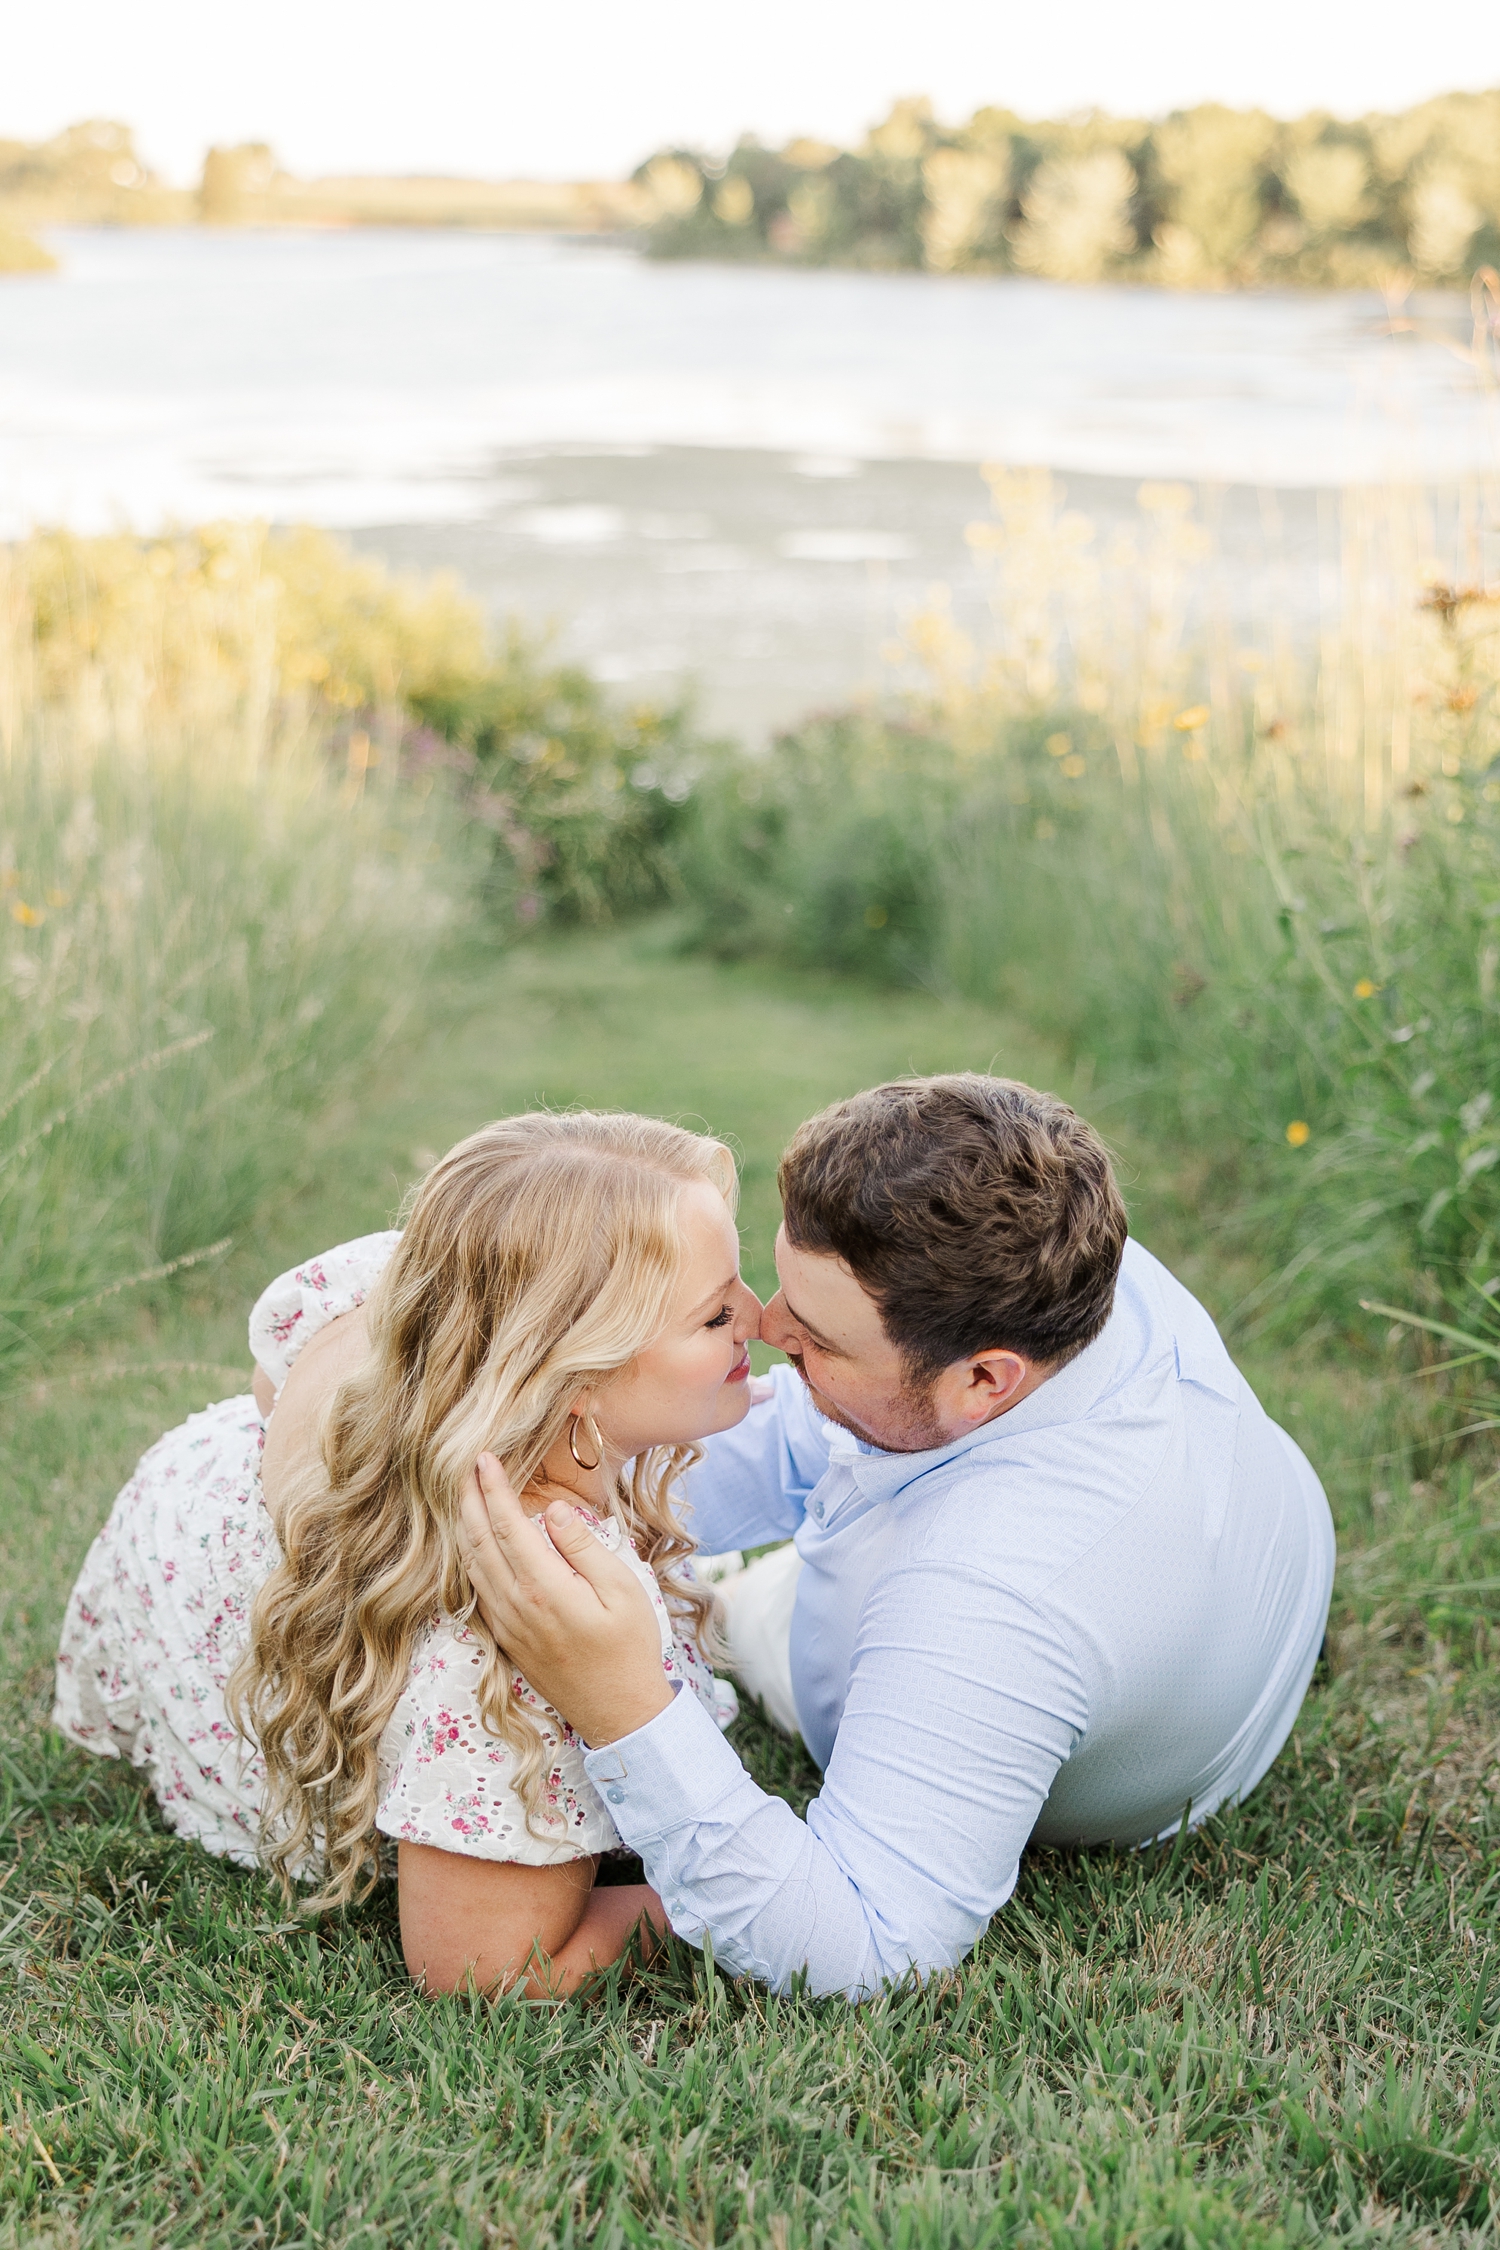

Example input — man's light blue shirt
[583,1239,1334,1999]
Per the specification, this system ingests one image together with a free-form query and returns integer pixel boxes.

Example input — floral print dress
[53,1233,734,1871]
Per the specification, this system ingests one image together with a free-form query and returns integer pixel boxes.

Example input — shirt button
[606,1787,625,1804]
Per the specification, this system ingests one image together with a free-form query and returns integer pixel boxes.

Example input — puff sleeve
[248,1231,401,1399]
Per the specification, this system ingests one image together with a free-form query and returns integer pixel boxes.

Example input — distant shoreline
[6,90,1500,297]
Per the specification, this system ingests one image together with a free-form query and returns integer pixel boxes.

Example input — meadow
[3,497,1500,2245]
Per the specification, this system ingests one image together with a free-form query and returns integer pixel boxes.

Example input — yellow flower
[44,888,71,909]
[1285,1120,1311,1147]
[1173,704,1211,732]
[1353,978,1380,999]
[10,899,44,927]
[1061,754,1087,779]
[1045,732,1072,759]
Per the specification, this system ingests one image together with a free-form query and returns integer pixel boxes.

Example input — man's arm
[583,1562,1085,1996]
[458,1460,1086,1999]
[680,1362,833,1556]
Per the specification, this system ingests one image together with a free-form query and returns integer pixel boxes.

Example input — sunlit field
[4,500,1500,2245]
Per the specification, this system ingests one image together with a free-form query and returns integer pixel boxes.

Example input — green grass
[5,927,1500,2247]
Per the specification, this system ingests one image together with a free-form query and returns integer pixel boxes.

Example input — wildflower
[1045,732,1072,758]
[1353,978,1381,999]
[1061,754,1087,779]
[1173,705,1210,732]
[10,900,44,927]
[1285,1120,1311,1147]
[44,889,70,909]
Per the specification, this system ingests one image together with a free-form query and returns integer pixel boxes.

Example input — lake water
[3,227,1496,736]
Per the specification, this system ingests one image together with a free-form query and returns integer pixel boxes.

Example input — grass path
[5,929,1500,2246]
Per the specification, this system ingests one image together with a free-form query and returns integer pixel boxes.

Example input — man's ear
[957,1349,1031,1424]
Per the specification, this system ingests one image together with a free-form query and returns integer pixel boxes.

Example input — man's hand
[458,1454,674,1748]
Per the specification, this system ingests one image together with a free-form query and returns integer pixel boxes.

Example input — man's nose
[759,1292,795,1352]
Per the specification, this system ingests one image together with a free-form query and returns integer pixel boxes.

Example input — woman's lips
[726,1352,751,1383]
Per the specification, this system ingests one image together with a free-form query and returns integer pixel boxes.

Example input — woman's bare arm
[258,1308,370,1530]
[397,1844,667,1997]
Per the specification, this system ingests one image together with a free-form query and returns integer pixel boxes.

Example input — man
[462,1075,1334,2000]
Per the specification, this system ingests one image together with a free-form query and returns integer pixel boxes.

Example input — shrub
[3,523,714,932]
[409,632,714,928]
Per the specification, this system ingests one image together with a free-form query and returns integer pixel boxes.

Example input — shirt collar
[818,1296,1131,1504]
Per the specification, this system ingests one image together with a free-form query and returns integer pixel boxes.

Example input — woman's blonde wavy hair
[229,1110,737,1911]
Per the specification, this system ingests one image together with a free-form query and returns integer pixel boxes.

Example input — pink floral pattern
[247,1233,400,1398]
[372,1504,728,1862]
[54,1235,735,1872]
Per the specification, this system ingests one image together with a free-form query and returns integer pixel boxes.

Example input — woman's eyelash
[705,1307,733,1329]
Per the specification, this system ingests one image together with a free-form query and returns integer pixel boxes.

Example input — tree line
[634,90,1500,288]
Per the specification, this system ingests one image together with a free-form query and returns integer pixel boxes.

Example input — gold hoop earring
[568,1414,602,1472]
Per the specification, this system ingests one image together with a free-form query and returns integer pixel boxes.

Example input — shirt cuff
[582,1679,750,1845]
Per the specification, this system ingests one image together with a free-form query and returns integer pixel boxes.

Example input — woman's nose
[735,1281,765,1341]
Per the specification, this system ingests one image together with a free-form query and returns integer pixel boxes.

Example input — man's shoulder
[888,1245,1218,1575]
[1116,1236,1241,1402]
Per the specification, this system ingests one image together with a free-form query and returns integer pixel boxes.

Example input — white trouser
[703,1543,804,1739]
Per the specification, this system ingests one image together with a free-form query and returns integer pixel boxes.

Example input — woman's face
[586,1180,762,1458]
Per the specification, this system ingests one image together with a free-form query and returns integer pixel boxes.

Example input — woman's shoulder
[378,1606,620,1863]
[249,1230,401,1396]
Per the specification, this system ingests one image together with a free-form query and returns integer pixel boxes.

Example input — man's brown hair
[778,1075,1128,1375]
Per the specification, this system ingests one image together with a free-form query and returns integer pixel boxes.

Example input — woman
[54,1111,761,1996]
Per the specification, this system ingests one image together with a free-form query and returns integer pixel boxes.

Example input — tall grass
[0,523,725,1384]
[0,522,728,1386]
[0,734,464,1379]
[675,468,1500,1335]
[9,491,1496,1354]
[0,529,490,1381]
